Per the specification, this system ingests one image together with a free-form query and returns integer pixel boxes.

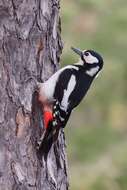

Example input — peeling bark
[0,0,68,189]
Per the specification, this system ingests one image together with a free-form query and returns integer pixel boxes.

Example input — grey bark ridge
[0,0,69,189]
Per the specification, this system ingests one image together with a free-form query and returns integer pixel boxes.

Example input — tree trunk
[0,0,68,189]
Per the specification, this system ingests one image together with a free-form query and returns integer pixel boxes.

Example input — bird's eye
[84,52,89,56]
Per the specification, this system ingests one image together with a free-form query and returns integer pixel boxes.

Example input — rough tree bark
[0,0,69,189]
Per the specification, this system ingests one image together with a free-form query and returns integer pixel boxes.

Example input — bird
[37,47,104,150]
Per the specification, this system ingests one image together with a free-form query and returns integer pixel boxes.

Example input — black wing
[54,68,75,103]
[53,68,76,128]
[68,72,93,110]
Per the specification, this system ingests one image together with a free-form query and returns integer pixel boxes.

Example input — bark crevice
[0,0,68,189]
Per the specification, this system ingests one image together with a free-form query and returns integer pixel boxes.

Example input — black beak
[71,47,82,56]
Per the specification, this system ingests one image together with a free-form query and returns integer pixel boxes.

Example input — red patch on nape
[43,111,53,129]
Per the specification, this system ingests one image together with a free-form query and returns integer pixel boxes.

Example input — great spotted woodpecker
[37,47,103,148]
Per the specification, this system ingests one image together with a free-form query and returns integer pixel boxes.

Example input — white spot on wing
[86,66,100,77]
[61,75,76,111]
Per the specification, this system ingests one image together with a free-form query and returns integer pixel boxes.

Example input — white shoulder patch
[41,65,78,101]
[86,66,100,77]
[61,75,76,111]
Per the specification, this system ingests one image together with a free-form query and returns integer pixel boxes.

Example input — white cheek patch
[84,53,99,64]
[86,66,100,77]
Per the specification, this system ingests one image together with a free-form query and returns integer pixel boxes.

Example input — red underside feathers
[43,111,53,129]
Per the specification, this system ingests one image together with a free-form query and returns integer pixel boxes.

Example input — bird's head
[71,47,104,77]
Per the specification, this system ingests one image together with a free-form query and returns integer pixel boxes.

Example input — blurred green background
[60,0,127,189]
